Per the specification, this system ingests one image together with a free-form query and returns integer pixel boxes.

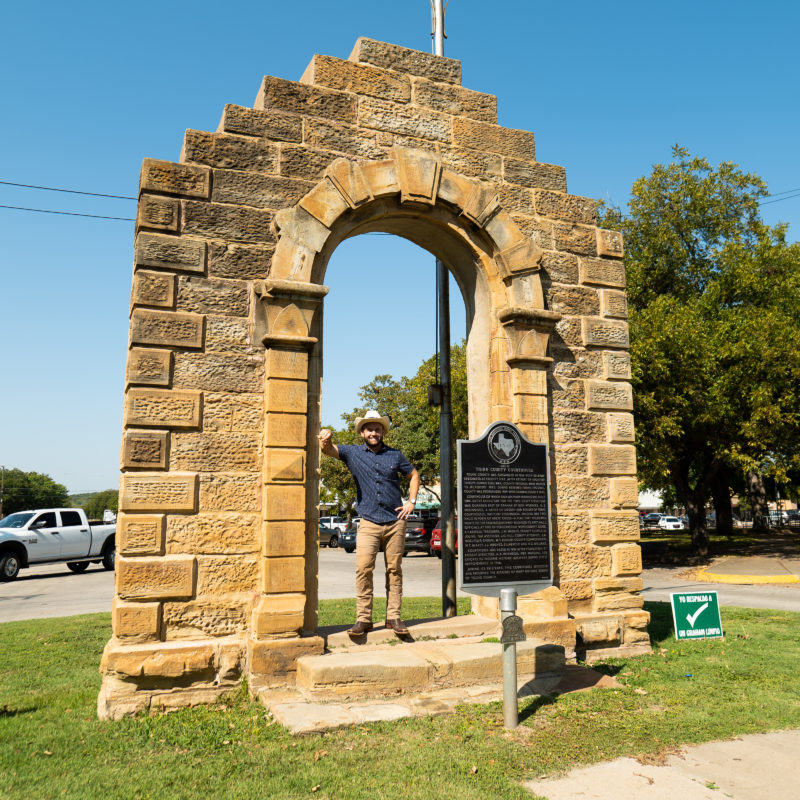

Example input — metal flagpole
[431,0,457,617]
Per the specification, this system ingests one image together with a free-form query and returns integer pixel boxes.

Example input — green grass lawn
[2,600,799,799]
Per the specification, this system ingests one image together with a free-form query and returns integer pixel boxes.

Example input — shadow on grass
[644,601,673,645]
[1,705,37,718]
[518,693,559,723]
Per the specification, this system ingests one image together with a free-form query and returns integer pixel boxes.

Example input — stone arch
[100,37,646,719]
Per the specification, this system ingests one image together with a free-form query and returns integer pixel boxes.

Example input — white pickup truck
[0,508,116,581]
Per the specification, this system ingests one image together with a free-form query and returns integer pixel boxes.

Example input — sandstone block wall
[100,37,647,718]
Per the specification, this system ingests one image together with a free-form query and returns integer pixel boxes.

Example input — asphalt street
[2,550,800,623]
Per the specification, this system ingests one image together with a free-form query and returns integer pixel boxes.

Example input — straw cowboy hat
[354,409,391,435]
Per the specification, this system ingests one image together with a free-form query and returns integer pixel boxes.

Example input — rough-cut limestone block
[359,96,451,143]
[264,521,306,557]
[441,148,502,181]
[265,379,308,414]
[132,270,175,309]
[130,309,204,350]
[255,76,356,124]
[266,349,308,380]
[140,158,210,199]
[208,241,273,280]
[202,392,261,432]
[125,388,202,429]
[304,118,385,160]
[546,285,600,316]
[551,347,603,380]
[102,641,215,679]
[610,478,639,508]
[252,593,306,636]
[534,190,596,225]
[553,445,588,476]
[173,353,263,393]
[135,232,206,274]
[612,544,642,576]
[117,555,196,600]
[594,577,643,593]
[517,585,569,618]
[182,130,278,173]
[504,159,566,192]
[514,394,547,425]
[302,53,411,103]
[576,615,622,645]
[552,512,590,545]
[549,376,585,410]
[553,223,596,256]
[171,431,259,472]
[517,215,556,251]
[163,599,249,639]
[118,514,165,556]
[412,77,497,122]
[498,183,534,215]
[607,412,635,443]
[166,512,259,555]
[597,228,624,258]
[137,194,179,232]
[590,510,641,543]
[513,368,547,395]
[555,544,612,580]
[175,276,248,317]
[113,598,161,642]
[518,423,548,444]
[120,473,198,514]
[552,409,606,445]
[126,348,172,388]
[595,592,644,612]
[602,289,628,318]
[586,380,633,411]
[248,636,324,679]
[265,413,307,447]
[589,444,637,476]
[583,317,630,350]
[554,478,610,511]
[196,556,258,594]
[265,485,306,521]
[182,200,274,245]
[453,117,535,160]
[298,176,350,227]
[540,251,579,284]
[579,256,626,288]
[624,624,652,646]
[559,578,593,602]
[262,556,305,594]
[211,169,311,211]
[279,143,338,181]
[199,473,260,513]
[602,351,632,381]
[265,449,305,482]
[219,104,302,142]
[205,316,250,354]
[122,429,169,470]
[349,37,462,85]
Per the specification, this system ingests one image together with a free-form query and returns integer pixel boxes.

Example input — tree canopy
[602,146,800,552]
[0,468,70,516]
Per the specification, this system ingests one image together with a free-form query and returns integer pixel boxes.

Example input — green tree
[82,489,119,520]
[602,146,800,553]
[1,468,70,516]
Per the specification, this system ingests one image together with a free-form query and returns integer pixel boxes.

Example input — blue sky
[1,0,798,493]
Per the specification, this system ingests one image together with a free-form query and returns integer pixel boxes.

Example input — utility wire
[0,180,136,200]
[0,204,135,221]
[759,191,800,207]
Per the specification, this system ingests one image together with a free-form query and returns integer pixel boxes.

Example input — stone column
[248,279,327,688]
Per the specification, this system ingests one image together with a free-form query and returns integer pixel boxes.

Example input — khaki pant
[355,518,405,622]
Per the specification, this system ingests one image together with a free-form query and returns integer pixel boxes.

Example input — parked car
[430,518,459,558]
[319,516,347,533]
[340,522,358,553]
[404,514,435,556]
[318,524,340,548]
[0,508,116,581]
[640,513,664,529]
[658,516,684,531]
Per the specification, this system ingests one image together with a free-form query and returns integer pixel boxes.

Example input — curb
[695,569,799,585]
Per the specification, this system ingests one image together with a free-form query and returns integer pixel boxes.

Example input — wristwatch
[409,497,417,504]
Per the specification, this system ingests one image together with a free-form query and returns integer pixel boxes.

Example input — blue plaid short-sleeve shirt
[338,443,415,524]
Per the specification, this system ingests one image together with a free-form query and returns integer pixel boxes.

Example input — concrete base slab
[524,729,800,800]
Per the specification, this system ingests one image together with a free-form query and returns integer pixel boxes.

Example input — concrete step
[296,634,565,700]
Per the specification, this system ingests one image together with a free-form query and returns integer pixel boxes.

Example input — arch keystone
[391,145,442,205]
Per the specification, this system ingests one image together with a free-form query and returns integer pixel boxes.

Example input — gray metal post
[500,588,519,729]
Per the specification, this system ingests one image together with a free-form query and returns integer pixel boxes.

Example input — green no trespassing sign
[670,591,724,640]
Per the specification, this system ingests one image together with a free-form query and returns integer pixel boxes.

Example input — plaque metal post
[500,587,519,729]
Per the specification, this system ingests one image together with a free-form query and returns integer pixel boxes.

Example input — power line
[0,204,134,221]
[0,180,136,200]
[759,191,800,207]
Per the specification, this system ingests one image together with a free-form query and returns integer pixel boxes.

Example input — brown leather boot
[347,621,373,638]
[385,618,409,635]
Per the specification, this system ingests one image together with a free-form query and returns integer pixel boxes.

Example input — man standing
[319,410,420,639]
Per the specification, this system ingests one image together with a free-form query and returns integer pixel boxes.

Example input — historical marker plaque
[458,421,553,597]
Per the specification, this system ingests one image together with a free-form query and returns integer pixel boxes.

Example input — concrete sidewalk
[696,554,800,584]
[524,729,800,799]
